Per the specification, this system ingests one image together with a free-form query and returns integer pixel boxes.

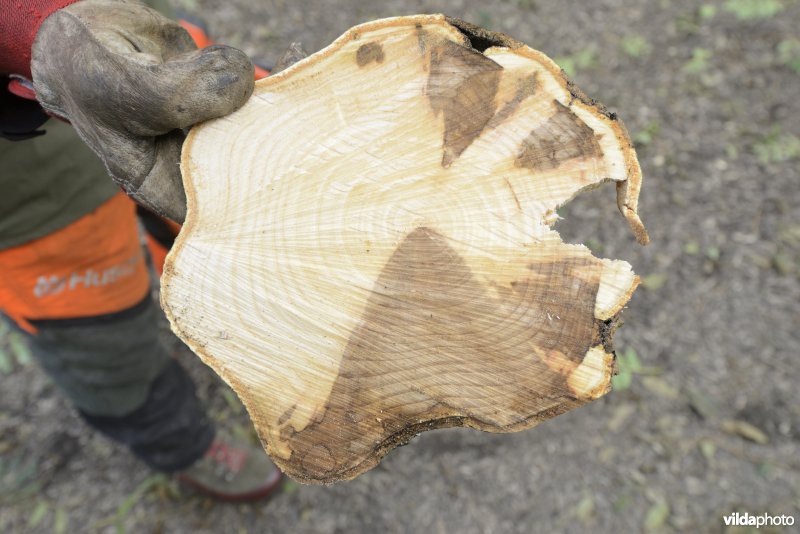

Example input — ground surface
[2,0,800,532]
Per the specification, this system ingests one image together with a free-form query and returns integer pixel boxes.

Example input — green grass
[613,494,632,512]
[612,348,663,391]
[574,494,595,522]
[92,474,176,534]
[723,0,784,20]
[0,319,33,375]
[583,238,605,255]
[699,439,717,462]
[53,507,68,534]
[684,48,713,73]
[0,450,42,504]
[675,11,702,35]
[753,130,800,164]
[684,241,700,255]
[476,10,493,30]
[554,46,598,77]
[644,499,670,531]
[621,35,652,58]
[612,349,638,391]
[772,252,796,275]
[27,501,49,529]
[778,39,800,73]
[699,4,718,19]
[632,120,661,147]
[640,272,668,291]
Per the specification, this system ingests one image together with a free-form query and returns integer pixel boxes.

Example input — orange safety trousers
[0,192,151,333]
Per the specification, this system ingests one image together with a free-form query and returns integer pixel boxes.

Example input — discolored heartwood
[162,15,649,483]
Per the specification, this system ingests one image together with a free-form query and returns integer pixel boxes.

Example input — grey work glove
[31,0,255,223]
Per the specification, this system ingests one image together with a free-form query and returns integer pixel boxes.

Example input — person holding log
[0,0,283,501]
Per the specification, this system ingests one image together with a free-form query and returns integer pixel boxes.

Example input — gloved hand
[30,0,255,223]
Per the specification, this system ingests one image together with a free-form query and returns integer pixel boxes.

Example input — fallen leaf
[772,252,796,275]
[778,224,800,246]
[640,273,668,290]
[598,446,616,463]
[54,507,68,534]
[27,501,48,529]
[641,376,680,400]
[722,420,769,444]
[699,439,716,462]
[644,499,670,531]
[683,241,700,255]
[575,494,595,522]
[686,387,720,420]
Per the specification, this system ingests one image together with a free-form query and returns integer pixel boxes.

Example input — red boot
[177,430,282,502]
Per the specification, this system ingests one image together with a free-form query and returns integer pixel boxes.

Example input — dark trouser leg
[80,358,215,472]
[20,297,214,472]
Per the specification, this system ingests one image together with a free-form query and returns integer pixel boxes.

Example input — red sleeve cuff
[0,0,82,78]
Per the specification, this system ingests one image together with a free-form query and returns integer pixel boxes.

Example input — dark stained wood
[282,227,603,480]
[422,31,503,167]
[356,42,385,66]
[516,100,603,171]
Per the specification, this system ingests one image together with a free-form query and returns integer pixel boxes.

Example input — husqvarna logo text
[33,251,142,298]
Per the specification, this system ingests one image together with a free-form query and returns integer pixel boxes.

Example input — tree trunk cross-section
[161,15,649,483]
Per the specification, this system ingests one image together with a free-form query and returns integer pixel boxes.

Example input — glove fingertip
[161,45,254,127]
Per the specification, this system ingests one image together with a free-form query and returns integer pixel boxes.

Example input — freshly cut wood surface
[162,14,649,483]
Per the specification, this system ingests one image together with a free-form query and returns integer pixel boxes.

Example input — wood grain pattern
[161,15,649,483]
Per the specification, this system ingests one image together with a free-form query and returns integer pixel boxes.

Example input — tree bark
[161,14,649,483]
